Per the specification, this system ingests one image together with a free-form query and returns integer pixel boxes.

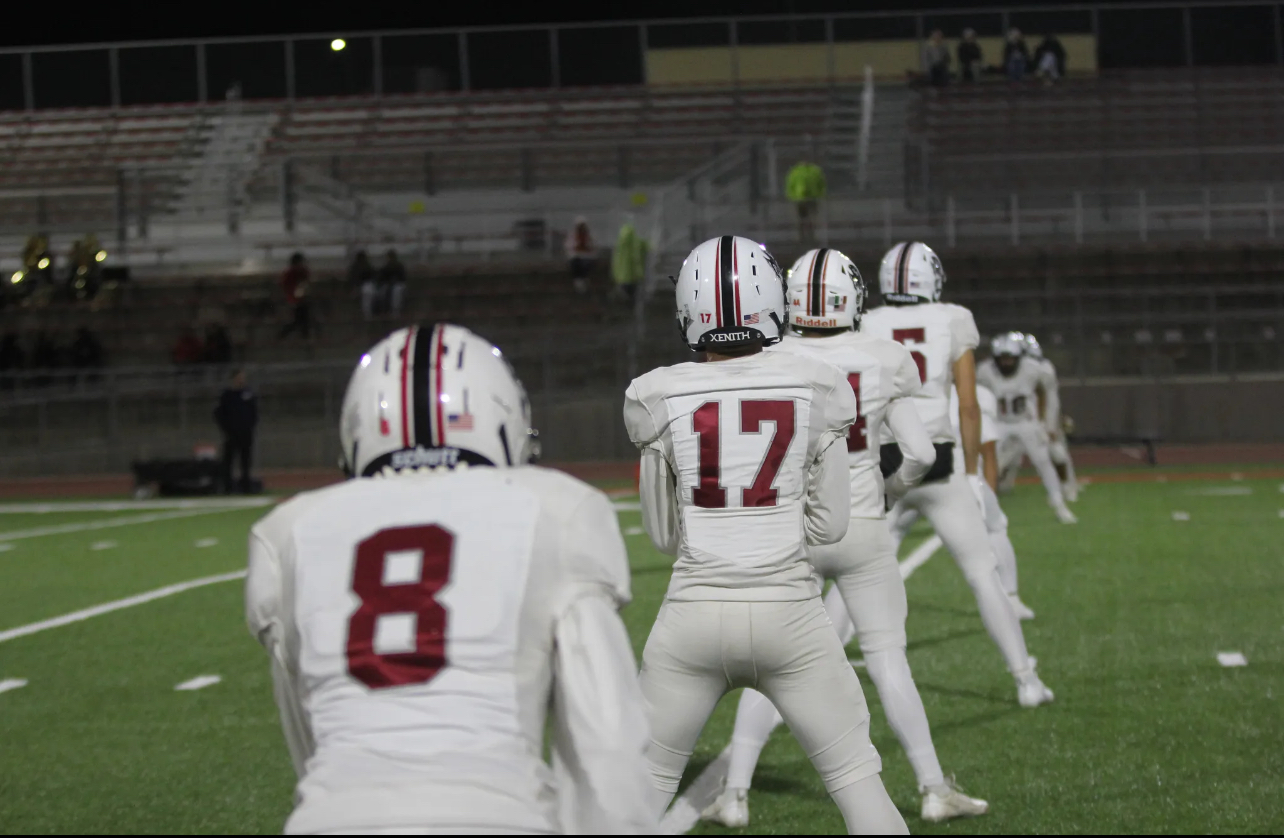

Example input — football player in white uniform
[863,242,1053,708]
[702,248,987,828]
[978,332,1077,523]
[891,383,1037,621]
[246,323,657,835]
[1024,332,1079,502]
[624,236,909,834]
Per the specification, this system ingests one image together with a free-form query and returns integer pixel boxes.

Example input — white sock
[831,774,910,835]
[725,688,783,791]
[969,567,1034,678]
[863,649,945,790]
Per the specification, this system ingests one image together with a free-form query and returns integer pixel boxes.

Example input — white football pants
[1049,434,1078,486]
[997,421,1067,509]
[892,471,1033,678]
[726,518,947,793]
[639,597,907,834]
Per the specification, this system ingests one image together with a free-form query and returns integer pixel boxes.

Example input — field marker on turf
[1216,652,1248,667]
[659,532,945,835]
[0,543,12,552]
[0,508,242,543]
[175,675,222,691]
[0,570,247,645]
[195,537,219,548]
[0,498,272,514]
[1189,486,1253,496]
[1278,509,1284,519]
[0,678,28,694]
[90,540,117,551]
[612,501,641,512]
[1171,511,1190,521]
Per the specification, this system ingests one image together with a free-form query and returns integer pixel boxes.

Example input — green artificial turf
[0,475,1281,834]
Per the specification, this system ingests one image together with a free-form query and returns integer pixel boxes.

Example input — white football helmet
[674,235,786,351]
[991,332,1026,359]
[1023,332,1044,359]
[339,323,538,477]
[786,248,866,331]
[878,241,946,304]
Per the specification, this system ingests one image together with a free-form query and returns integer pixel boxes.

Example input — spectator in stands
[348,250,378,320]
[923,29,951,87]
[278,252,312,340]
[204,323,233,365]
[380,249,407,317]
[612,219,648,305]
[171,326,204,365]
[213,368,258,495]
[1035,33,1067,84]
[565,217,595,294]
[958,28,984,83]
[786,158,827,243]
[1004,28,1031,82]
[69,326,104,368]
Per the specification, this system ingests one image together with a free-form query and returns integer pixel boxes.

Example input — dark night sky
[0,0,1207,47]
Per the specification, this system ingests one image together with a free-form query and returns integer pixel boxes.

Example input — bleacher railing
[0,2,1281,112]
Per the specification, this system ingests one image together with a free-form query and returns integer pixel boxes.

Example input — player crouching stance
[625,236,909,834]
[978,332,1076,523]
[246,323,656,835]
[704,248,987,828]
[863,242,1054,708]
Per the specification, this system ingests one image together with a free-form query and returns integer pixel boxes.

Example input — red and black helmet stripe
[718,235,737,329]
[809,248,828,316]
[895,242,914,296]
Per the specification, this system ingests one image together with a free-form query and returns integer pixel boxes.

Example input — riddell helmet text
[792,316,839,328]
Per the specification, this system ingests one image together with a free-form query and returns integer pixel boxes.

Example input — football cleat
[1054,504,1078,524]
[701,784,750,829]
[1008,594,1036,621]
[1063,480,1080,503]
[1017,673,1055,708]
[921,778,989,823]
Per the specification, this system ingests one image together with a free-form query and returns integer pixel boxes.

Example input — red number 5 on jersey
[892,328,928,384]
[346,524,454,690]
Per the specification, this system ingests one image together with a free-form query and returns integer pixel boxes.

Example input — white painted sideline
[0,508,243,543]
[658,533,945,835]
[0,570,247,645]
[0,498,273,514]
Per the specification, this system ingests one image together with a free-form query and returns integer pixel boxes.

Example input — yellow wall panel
[645,48,734,86]
[735,44,830,83]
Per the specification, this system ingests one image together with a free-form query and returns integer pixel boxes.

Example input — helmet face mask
[674,236,787,352]
[786,248,866,331]
[990,331,1026,377]
[339,324,539,478]
[878,241,946,305]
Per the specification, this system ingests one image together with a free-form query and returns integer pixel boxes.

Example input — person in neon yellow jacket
[786,160,826,242]
[611,220,649,304]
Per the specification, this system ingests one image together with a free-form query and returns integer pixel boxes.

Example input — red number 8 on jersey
[346,524,454,690]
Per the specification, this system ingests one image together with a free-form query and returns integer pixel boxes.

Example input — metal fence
[2,3,1284,111]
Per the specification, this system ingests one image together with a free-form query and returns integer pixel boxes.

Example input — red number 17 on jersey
[691,399,796,508]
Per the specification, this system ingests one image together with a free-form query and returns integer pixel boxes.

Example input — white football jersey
[862,302,980,443]
[977,356,1043,424]
[245,466,646,835]
[950,384,999,473]
[624,351,856,601]
[770,330,922,519]
[1034,356,1061,425]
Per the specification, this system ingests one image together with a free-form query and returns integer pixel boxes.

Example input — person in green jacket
[786,160,826,243]
[612,220,649,304]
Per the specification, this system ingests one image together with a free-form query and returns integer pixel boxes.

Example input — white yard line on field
[0,507,243,543]
[1216,652,1248,667]
[0,678,28,694]
[0,498,272,514]
[90,540,118,551]
[0,570,247,645]
[175,675,222,691]
[659,533,945,835]
[612,501,641,512]
[195,537,219,548]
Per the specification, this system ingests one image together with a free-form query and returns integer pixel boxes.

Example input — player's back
[248,466,615,835]
[977,357,1041,423]
[770,330,920,519]
[624,350,853,601]
[862,301,978,442]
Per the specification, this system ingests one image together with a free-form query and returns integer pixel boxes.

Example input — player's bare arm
[953,349,982,476]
